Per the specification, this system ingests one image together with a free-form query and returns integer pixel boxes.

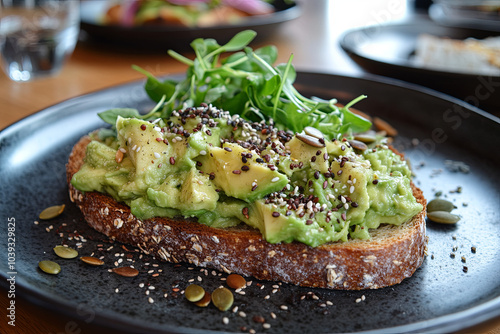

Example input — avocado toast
[66,30,426,290]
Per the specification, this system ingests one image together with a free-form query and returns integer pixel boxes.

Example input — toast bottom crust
[67,136,427,290]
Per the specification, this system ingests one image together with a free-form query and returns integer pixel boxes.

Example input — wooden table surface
[1,1,499,333]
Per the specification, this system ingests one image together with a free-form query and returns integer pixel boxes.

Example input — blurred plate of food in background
[429,0,500,32]
[339,17,500,115]
[79,0,299,51]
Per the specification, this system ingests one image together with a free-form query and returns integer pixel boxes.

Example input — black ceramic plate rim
[339,21,500,80]
[80,1,300,33]
[1,72,500,334]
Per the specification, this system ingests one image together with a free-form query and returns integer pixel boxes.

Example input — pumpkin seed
[226,274,246,290]
[427,211,460,224]
[112,266,139,277]
[296,133,325,148]
[427,199,455,213]
[39,260,61,275]
[348,139,368,151]
[212,287,234,311]
[195,291,211,307]
[39,204,65,220]
[80,256,104,266]
[185,284,205,302]
[53,245,78,259]
[373,117,398,137]
[354,133,377,143]
[304,126,324,140]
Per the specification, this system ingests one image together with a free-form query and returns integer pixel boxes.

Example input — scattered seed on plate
[39,260,61,275]
[185,284,205,302]
[427,198,455,213]
[39,204,65,220]
[195,291,211,307]
[427,211,460,224]
[112,266,139,277]
[212,287,234,311]
[226,273,246,290]
[53,245,78,259]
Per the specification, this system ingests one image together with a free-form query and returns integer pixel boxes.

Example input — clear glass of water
[0,0,79,82]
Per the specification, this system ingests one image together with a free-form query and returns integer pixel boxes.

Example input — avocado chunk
[287,136,329,174]
[198,142,288,202]
[147,168,218,214]
[116,117,173,190]
[71,140,134,200]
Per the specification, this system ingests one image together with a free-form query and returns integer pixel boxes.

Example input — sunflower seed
[112,266,139,277]
[80,256,104,266]
[304,126,324,140]
[353,133,377,143]
[296,133,325,148]
[348,139,368,151]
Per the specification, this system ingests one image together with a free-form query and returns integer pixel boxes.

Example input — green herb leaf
[221,30,257,52]
[98,108,140,125]
[131,29,372,139]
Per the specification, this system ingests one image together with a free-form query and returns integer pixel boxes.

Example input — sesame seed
[271,177,280,182]
[154,152,161,159]
[148,297,154,304]
[199,150,207,155]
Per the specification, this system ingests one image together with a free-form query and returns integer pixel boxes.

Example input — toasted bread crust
[67,136,427,290]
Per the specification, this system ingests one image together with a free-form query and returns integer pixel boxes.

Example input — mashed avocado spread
[71,105,422,247]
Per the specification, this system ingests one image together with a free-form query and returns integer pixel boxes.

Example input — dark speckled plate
[1,72,500,334]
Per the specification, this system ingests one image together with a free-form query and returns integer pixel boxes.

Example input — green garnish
[99,30,371,139]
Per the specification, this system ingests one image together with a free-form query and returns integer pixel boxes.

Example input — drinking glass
[0,0,79,81]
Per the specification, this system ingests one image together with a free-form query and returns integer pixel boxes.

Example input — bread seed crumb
[280,305,288,311]
[148,297,154,304]
[223,317,229,325]
[263,323,271,329]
